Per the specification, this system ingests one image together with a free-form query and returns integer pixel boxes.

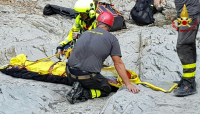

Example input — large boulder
[101,85,200,114]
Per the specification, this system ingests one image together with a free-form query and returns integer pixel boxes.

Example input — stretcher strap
[48,61,60,75]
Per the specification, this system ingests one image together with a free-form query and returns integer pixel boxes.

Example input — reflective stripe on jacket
[59,14,98,46]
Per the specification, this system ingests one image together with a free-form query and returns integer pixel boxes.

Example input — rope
[23,48,72,68]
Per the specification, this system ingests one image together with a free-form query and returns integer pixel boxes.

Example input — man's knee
[102,85,112,94]
[97,85,111,97]
[176,44,182,50]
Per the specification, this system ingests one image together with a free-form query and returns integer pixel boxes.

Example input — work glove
[59,40,68,46]
[72,32,80,40]
[55,45,63,60]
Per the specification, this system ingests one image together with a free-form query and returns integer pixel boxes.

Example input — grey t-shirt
[68,27,122,73]
[175,0,200,16]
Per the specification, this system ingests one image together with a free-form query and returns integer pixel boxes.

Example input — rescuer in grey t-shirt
[68,27,121,73]
[66,12,139,104]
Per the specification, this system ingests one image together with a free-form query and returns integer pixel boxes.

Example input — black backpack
[130,0,157,25]
[43,4,79,19]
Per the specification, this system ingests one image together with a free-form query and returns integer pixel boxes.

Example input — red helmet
[97,11,114,26]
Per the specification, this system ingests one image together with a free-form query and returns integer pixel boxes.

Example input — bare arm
[154,0,165,9]
[111,56,140,93]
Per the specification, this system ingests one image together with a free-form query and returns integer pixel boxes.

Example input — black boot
[173,78,183,87]
[174,77,197,96]
[66,82,87,104]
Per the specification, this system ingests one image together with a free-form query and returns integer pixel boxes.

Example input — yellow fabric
[6,54,67,76]
[2,54,178,93]
[91,89,101,98]
[183,71,196,78]
[115,73,177,93]
[101,66,178,93]
[10,54,27,66]
[183,63,196,69]
[0,66,7,70]
[59,15,98,46]
[62,47,73,62]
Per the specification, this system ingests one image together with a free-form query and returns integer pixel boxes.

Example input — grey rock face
[0,73,110,114]
[101,85,200,114]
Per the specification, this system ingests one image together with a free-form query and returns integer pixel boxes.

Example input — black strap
[123,21,127,29]
[66,66,73,85]
[90,74,93,79]
[148,2,155,23]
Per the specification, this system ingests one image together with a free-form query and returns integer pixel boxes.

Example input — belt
[71,73,96,80]
[66,66,97,80]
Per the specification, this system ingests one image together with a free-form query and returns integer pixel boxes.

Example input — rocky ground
[0,0,200,114]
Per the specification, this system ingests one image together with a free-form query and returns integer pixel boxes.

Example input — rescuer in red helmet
[65,11,140,104]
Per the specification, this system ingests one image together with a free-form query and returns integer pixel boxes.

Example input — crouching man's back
[66,11,139,104]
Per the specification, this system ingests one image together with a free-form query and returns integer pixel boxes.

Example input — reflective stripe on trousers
[176,14,199,78]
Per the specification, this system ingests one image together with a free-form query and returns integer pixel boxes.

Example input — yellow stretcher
[0,53,178,93]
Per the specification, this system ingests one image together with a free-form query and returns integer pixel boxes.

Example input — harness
[79,17,97,33]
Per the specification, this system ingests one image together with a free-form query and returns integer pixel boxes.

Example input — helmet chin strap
[108,27,111,31]
[96,22,100,27]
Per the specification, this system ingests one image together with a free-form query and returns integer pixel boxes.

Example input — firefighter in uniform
[154,0,200,96]
[56,0,98,59]
[65,11,140,104]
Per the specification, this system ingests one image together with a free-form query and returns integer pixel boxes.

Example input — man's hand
[56,49,62,60]
[112,55,140,94]
[126,84,140,94]
[72,32,80,39]
[55,45,63,60]
[154,0,164,9]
